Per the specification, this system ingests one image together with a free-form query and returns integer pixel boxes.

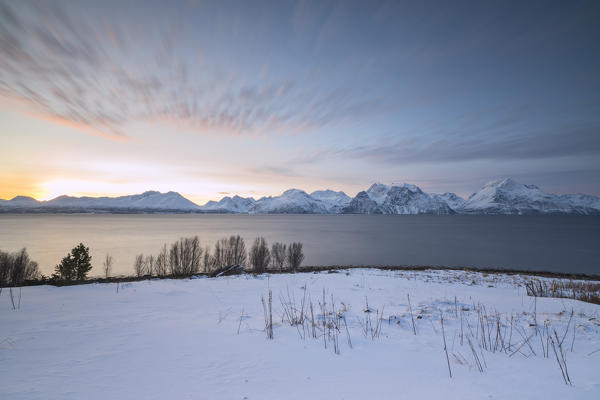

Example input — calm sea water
[0,214,598,276]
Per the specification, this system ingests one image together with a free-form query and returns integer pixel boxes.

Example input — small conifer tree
[54,243,92,281]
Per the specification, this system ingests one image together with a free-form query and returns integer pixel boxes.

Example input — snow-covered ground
[1,269,599,399]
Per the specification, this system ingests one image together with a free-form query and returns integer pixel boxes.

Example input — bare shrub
[144,255,155,276]
[134,254,144,277]
[210,239,226,270]
[13,249,39,284]
[286,242,304,270]
[169,236,202,276]
[0,248,39,288]
[203,245,211,273]
[225,235,247,266]
[0,251,8,289]
[154,245,169,277]
[271,242,287,271]
[209,236,248,272]
[250,237,270,273]
[103,254,114,278]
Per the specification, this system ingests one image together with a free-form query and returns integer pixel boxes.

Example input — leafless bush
[0,252,9,290]
[225,235,247,266]
[103,254,114,278]
[0,248,39,288]
[133,254,144,277]
[144,255,155,276]
[209,239,226,270]
[271,242,287,271]
[250,237,270,273]
[169,236,202,276]
[208,236,248,272]
[286,242,304,270]
[132,253,155,277]
[155,244,169,277]
[203,245,211,273]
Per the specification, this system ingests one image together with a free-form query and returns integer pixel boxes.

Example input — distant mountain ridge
[459,178,600,215]
[0,191,199,212]
[341,183,455,214]
[1,178,599,215]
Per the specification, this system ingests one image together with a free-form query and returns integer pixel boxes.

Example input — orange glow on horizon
[0,177,268,205]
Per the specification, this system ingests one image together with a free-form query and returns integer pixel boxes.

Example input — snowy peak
[123,191,198,210]
[280,188,311,199]
[5,196,40,206]
[23,191,201,211]
[366,183,392,205]
[481,177,526,190]
[10,195,39,202]
[310,189,350,202]
[462,178,600,215]
[344,182,454,214]
[249,188,328,214]
[309,190,351,212]
[379,184,453,215]
[202,195,256,213]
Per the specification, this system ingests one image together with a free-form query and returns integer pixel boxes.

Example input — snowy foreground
[1,269,600,399]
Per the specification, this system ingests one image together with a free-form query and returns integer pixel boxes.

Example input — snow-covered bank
[1,269,599,399]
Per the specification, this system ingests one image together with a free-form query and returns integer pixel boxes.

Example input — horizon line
[2,177,599,205]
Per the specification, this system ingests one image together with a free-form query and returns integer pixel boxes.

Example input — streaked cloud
[0,1,380,140]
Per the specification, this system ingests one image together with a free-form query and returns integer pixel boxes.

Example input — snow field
[1,269,599,399]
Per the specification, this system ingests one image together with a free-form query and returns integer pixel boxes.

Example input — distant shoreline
[2,210,600,216]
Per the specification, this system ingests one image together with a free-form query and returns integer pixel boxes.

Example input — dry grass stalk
[440,312,452,378]
[407,293,416,335]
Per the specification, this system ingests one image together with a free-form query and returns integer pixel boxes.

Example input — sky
[1,0,599,204]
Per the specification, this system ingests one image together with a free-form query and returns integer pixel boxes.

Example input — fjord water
[0,214,598,276]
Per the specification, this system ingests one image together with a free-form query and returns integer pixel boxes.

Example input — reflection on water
[0,214,598,276]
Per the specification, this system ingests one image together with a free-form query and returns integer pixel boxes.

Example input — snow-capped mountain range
[201,189,351,214]
[1,178,599,215]
[0,191,199,212]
